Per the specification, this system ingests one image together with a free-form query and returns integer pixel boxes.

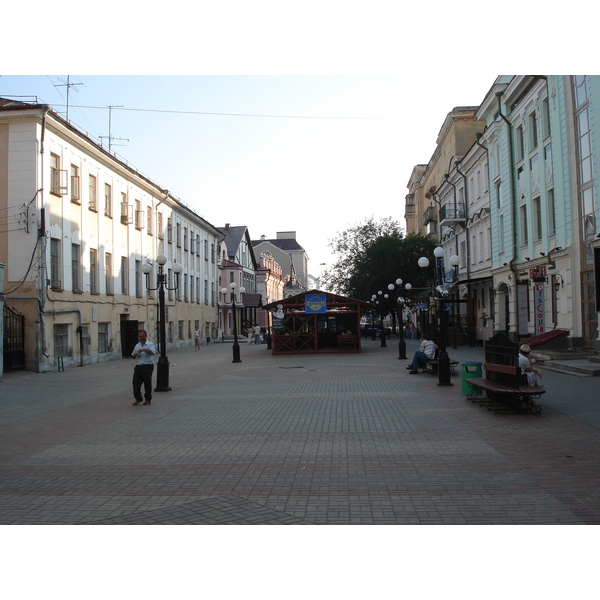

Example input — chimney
[277,231,296,239]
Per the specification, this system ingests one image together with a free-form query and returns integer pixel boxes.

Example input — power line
[49,103,403,120]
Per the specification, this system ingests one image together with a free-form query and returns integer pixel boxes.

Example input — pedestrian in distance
[131,330,156,405]
[194,326,201,350]
[407,336,438,374]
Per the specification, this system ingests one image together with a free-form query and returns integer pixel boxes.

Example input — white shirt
[132,340,156,365]
[419,339,438,359]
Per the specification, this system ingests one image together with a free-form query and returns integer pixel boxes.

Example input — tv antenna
[99,105,129,153]
[53,76,82,122]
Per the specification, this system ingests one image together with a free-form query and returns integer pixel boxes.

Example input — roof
[218,225,256,264]
[252,238,305,252]
[262,289,370,311]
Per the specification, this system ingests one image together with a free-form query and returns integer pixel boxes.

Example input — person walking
[131,330,156,405]
[194,326,201,350]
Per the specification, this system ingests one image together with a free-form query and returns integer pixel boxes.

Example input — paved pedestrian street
[2,338,600,526]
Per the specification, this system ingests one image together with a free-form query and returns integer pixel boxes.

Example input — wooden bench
[418,348,459,375]
[465,363,544,414]
[424,358,459,376]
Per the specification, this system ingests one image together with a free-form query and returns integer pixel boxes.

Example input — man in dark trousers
[131,330,156,405]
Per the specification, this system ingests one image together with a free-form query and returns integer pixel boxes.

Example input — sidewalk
[1,337,600,524]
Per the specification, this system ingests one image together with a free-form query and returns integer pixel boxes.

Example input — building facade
[251,231,309,290]
[217,224,258,339]
[405,76,600,349]
[0,98,221,372]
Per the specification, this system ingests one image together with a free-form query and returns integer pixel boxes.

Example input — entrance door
[581,269,597,347]
[3,304,25,371]
[120,317,139,358]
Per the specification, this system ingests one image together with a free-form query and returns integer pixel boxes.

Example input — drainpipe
[494,91,519,337]
[475,131,494,324]
[455,162,471,284]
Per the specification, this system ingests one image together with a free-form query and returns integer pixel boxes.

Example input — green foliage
[322,217,437,313]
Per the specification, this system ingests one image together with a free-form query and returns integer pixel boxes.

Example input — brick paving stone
[1,340,599,524]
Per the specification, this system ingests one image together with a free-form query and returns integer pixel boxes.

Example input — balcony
[423,205,438,225]
[439,203,466,225]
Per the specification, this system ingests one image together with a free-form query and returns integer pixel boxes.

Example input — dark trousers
[133,364,154,401]
[411,350,429,372]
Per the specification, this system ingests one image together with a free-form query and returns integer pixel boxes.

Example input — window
[54,324,70,358]
[81,325,91,356]
[516,125,524,162]
[184,274,188,302]
[157,212,164,240]
[176,223,181,247]
[98,322,110,353]
[88,175,97,211]
[520,205,529,245]
[528,111,538,151]
[70,165,80,203]
[533,197,542,241]
[90,249,98,294]
[121,256,129,295]
[178,320,184,340]
[50,153,65,195]
[184,227,188,251]
[72,244,81,292]
[105,252,113,295]
[50,238,62,289]
[135,260,142,297]
[542,97,551,139]
[147,206,153,235]
[104,183,112,217]
[135,199,143,229]
[204,279,208,304]
[167,218,173,243]
[547,189,556,237]
[120,197,132,225]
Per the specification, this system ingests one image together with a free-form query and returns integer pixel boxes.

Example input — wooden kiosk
[262,290,370,354]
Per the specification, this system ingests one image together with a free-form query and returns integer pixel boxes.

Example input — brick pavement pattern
[1,339,599,524]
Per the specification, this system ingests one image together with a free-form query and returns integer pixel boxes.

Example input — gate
[3,304,25,371]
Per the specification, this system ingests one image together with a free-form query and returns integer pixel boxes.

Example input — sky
[0,73,496,276]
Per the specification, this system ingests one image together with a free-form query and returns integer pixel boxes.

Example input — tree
[323,217,437,305]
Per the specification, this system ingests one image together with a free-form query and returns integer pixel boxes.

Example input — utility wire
[49,103,403,120]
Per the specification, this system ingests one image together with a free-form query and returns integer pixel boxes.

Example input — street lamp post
[141,254,182,392]
[388,278,412,360]
[221,282,245,363]
[377,290,387,347]
[418,247,458,387]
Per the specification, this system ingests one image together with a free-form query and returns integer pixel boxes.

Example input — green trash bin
[461,361,483,395]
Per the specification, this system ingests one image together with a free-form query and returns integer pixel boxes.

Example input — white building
[0,97,221,372]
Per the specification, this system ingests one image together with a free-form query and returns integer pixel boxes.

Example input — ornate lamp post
[141,254,182,392]
[377,290,388,347]
[221,282,246,363]
[388,278,412,359]
[418,247,454,387]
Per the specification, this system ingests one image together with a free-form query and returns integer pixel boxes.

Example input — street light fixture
[388,278,412,359]
[377,290,387,347]
[221,282,246,363]
[419,246,454,387]
[141,254,183,392]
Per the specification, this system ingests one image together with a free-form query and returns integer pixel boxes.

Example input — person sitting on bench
[407,336,438,374]
[518,344,543,388]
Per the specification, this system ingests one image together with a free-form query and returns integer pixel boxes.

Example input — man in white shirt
[408,336,438,374]
[131,330,156,405]
[518,344,543,387]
